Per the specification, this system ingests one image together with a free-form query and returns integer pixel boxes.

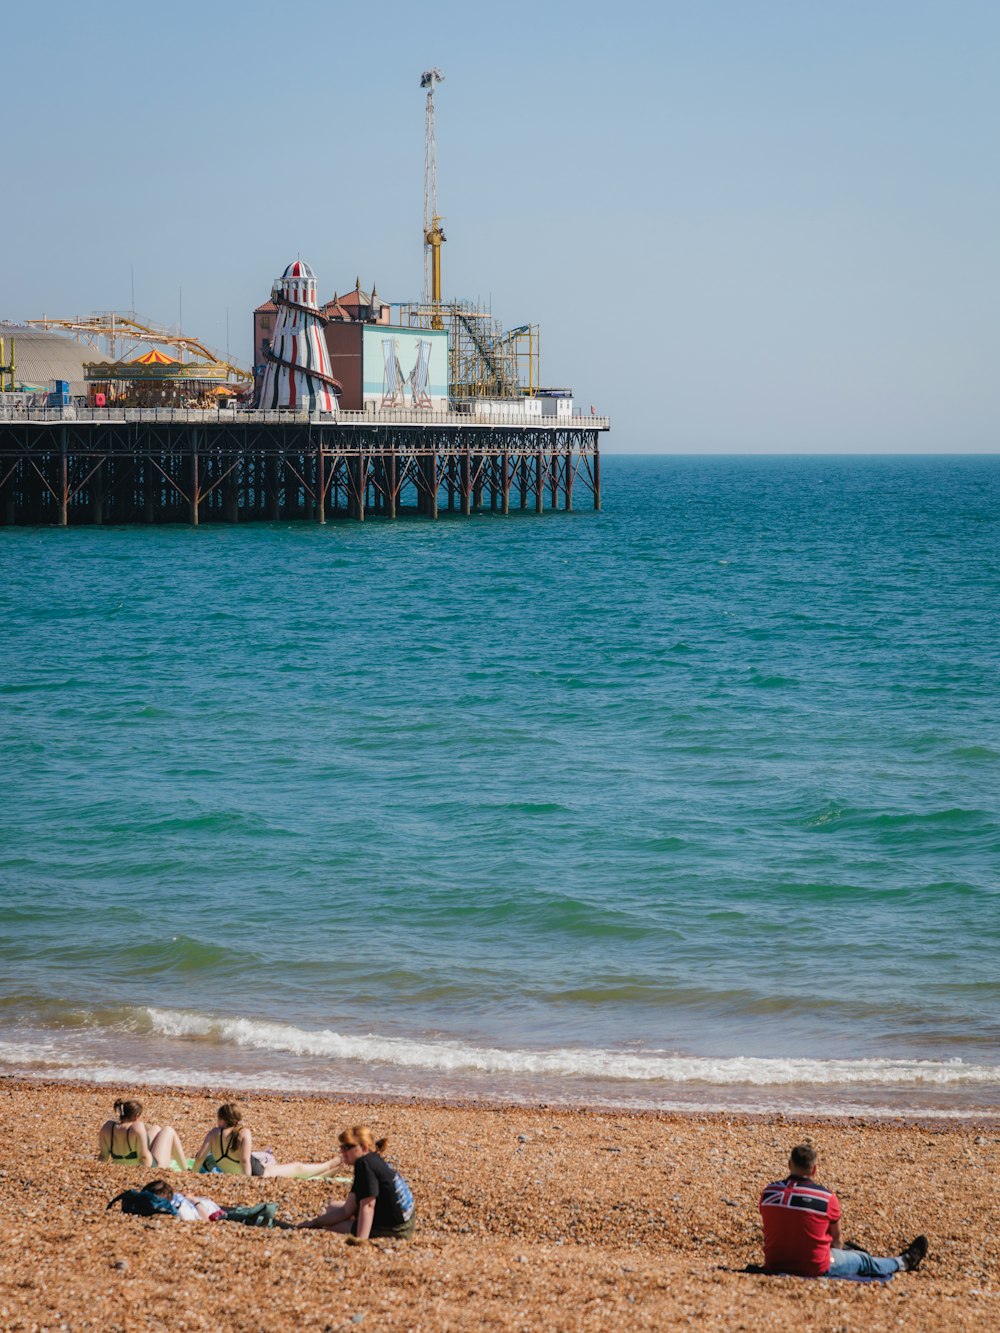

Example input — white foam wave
[142,1008,1000,1088]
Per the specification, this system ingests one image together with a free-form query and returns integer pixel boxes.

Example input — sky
[3,0,998,452]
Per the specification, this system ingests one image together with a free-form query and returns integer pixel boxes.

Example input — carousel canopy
[85,345,231,383]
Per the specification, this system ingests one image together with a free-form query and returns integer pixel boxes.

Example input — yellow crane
[421,69,446,330]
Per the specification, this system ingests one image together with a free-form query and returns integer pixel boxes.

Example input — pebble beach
[0,1079,997,1331]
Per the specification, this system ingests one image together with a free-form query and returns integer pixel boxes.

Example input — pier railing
[0,404,610,430]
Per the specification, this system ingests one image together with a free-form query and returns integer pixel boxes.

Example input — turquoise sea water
[1,455,998,1115]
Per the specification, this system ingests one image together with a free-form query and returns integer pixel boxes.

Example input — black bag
[107,1188,179,1218]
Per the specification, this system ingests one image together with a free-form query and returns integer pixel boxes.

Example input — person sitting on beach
[192,1102,340,1180]
[99,1098,189,1172]
[285,1125,415,1240]
[759,1142,928,1279]
[143,1178,223,1221]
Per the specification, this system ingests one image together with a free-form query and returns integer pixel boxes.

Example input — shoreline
[1,1076,997,1329]
[5,1071,1000,1131]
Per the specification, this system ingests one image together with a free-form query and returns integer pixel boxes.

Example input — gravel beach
[0,1079,997,1331]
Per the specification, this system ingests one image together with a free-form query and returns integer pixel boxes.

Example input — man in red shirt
[759,1143,928,1279]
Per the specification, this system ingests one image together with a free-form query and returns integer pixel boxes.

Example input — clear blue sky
[3,0,998,451]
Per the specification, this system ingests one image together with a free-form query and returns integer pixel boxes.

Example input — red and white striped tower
[258,260,339,412]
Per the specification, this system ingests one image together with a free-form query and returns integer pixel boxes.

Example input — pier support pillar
[501,452,510,515]
[388,453,397,519]
[564,446,573,512]
[461,450,471,516]
[593,446,601,511]
[519,457,528,509]
[268,457,281,520]
[355,456,365,521]
[550,451,559,510]
[91,462,104,525]
[428,451,438,519]
[316,449,326,525]
[58,428,68,527]
[224,464,238,523]
[473,454,483,511]
[535,450,544,514]
[190,435,200,527]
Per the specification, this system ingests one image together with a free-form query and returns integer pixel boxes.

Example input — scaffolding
[397,300,539,403]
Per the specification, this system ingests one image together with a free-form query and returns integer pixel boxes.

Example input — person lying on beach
[98,1098,189,1172]
[283,1125,415,1240]
[143,1178,223,1221]
[192,1101,340,1179]
[759,1141,928,1279]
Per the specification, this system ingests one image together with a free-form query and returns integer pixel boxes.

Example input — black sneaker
[899,1235,928,1271]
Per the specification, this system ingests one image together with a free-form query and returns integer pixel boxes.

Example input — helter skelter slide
[258,260,341,413]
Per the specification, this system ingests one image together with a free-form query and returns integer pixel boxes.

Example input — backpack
[107,1188,179,1218]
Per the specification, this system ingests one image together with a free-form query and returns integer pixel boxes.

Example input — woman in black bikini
[98,1098,189,1171]
[192,1102,339,1179]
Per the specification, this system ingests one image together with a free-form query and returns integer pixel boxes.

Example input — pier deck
[0,409,608,526]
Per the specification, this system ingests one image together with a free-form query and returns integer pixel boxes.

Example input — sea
[1,454,998,1118]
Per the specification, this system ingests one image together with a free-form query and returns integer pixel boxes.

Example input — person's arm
[829,1218,842,1248]
[98,1122,111,1162]
[192,1130,213,1173]
[354,1196,376,1240]
[296,1192,357,1229]
[134,1122,154,1169]
[238,1128,254,1175]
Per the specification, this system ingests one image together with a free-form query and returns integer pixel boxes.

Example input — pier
[0,408,607,526]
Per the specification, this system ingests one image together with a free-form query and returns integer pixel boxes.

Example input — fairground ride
[25,313,250,386]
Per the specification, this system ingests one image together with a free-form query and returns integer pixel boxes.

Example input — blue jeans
[825,1248,902,1279]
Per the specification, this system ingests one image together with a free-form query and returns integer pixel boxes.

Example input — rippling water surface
[1,455,998,1115]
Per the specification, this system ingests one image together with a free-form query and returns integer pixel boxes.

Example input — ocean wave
[135,1009,1000,1088]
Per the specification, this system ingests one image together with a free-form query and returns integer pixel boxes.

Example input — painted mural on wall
[363,327,447,410]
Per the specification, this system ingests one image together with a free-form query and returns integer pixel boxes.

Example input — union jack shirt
[759,1175,841,1276]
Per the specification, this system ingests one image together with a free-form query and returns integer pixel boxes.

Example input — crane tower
[421,68,446,329]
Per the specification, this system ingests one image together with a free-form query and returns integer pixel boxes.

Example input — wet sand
[0,1079,997,1330]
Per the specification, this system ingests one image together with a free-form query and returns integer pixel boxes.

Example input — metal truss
[0,419,603,525]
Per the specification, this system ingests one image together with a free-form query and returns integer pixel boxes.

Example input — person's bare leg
[264,1157,339,1179]
[150,1126,188,1170]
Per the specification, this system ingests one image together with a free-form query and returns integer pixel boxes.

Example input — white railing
[0,405,610,430]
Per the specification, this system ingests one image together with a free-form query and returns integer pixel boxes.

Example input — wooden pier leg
[535,449,544,514]
[190,436,200,527]
[356,456,366,521]
[91,460,104,525]
[461,449,471,516]
[267,457,280,519]
[58,428,68,527]
[316,449,326,525]
[550,449,559,510]
[388,453,397,519]
[490,456,498,510]
[593,446,601,511]
[473,454,483,511]
[564,444,573,512]
[428,449,438,519]
[519,456,528,509]
[501,451,510,515]
[224,463,238,523]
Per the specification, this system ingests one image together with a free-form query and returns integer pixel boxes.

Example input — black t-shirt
[351,1152,406,1229]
